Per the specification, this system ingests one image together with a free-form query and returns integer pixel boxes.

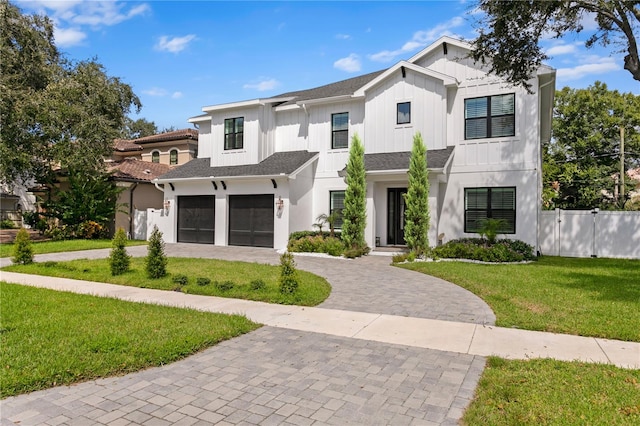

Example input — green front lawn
[463,357,640,426]
[0,239,148,258]
[400,256,640,342]
[3,257,331,306]
[0,282,260,398]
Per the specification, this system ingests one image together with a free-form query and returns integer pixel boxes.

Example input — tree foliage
[0,0,141,185]
[544,82,640,210]
[120,117,158,140]
[279,251,299,295]
[471,1,640,90]
[42,169,124,230]
[404,133,430,255]
[12,228,34,265]
[109,228,131,276]
[146,225,168,279]
[341,133,367,250]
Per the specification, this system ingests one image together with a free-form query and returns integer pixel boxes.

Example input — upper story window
[331,112,349,149]
[224,117,244,150]
[464,187,516,234]
[465,94,515,139]
[170,149,178,165]
[151,151,160,163]
[397,102,411,124]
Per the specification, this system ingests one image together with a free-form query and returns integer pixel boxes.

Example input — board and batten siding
[196,121,214,160]
[210,107,262,167]
[364,69,448,153]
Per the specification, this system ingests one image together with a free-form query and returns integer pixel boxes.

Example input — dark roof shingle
[158,150,318,180]
[363,147,455,172]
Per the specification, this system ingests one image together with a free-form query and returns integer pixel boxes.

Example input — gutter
[129,183,138,238]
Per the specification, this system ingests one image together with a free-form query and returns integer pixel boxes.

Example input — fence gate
[133,209,148,240]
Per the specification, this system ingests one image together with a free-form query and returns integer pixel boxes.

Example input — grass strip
[463,357,640,425]
[400,256,640,342]
[0,282,260,398]
[2,257,331,306]
[0,239,147,258]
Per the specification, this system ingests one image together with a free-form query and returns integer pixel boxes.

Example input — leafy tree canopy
[0,0,141,185]
[544,81,640,210]
[120,117,158,140]
[471,1,640,90]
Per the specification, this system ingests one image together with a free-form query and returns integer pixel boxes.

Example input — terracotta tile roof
[127,128,198,144]
[114,139,143,152]
[108,158,172,182]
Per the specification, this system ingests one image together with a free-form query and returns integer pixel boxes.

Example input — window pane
[397,102,411,124]
[333,131,348,149]
[170,150,177,165]
[235,117,244,133]
[466,118,487,139]
[491,94,515,116]
[465,98,487,119]
[235,132,243,149]
[332,113,348,131]
[465,211,487,233]
[330,191,345,228]
[466,188,488,210]
[491,188,515,209]
[152,152,159,163]
[491,116,515,137]
[224,119,233,134]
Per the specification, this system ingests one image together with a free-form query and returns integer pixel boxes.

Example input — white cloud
[556,56,621,81]
[545,42,582,56]
[243,79,280,91]
[155,35,197,53]
[334,54,361,73]
[172,92,183,99]
[142,87,168,97]
[54,27,87,47]
[70,2,149,26]
[336,34,351,40]
[369,16,464,63]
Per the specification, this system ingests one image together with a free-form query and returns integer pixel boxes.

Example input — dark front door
[387,188,407,245]
[177,196,215,244]
[228,195,274,248]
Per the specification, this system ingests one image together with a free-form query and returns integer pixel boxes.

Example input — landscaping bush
[0,219,15,229]
[145,225,167,279]
[197,277,212,286]
[11,228,33,265]
[250,279,266,291]
[279,251,299,294]
[214,280,233,291]
[288,230,340,242]
[432,238,535,262]
[288,235,345,256]
[172,274,189,286]
[109,228,130,276]
[343,246,370,259]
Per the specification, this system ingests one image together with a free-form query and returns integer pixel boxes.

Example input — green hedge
[432,238,535,262]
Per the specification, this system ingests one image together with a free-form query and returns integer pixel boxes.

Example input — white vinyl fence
[540,209,640,259]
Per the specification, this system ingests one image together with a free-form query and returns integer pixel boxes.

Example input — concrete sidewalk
[3,271,638,369]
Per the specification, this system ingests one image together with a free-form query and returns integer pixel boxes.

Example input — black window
[330,190,345,229]
[464,187,516,234]
[332,112,349,149]
[397,102,411,124]
[224,117,244,150]
[465,94,515,139]
[170,149,178,165]
[151,151,160,163]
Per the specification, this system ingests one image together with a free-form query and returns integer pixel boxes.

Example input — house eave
[354,61,458,96]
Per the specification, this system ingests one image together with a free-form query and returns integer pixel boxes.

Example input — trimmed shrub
[145,225,168,279]
[197,277,212,286]
[0,219,15,229]
[432,238,535,262]
[172,274,189,286]
[214,280,233,290]
[109,228,130,275]
[250,279,266,290]
[279,251,299,294]
[11,228,34,265]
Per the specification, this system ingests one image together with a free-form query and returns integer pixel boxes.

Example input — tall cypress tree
[404,132,430,256]
[341,133,367,250]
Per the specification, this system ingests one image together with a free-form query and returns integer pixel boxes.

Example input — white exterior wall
[275,108,308,152]
[210,107,262,167]
[364,70,447,153]
[196,121,213,159]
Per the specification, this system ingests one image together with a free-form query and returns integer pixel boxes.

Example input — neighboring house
[107,129,198,238]
[152,36,556,251]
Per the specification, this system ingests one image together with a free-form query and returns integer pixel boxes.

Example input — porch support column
[365,181,376,249]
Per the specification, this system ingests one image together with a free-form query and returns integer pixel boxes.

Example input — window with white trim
[151,151,160,163]
[330,190,345,229]
[224,117,244,150]
[331,112,349,149]
[465,94,515,139]
[464,187,516,233]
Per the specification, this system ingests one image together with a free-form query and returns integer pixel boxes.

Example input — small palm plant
[477,218,508,245]
[316,212,340,238]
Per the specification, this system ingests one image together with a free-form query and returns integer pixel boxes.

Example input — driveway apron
[1,244,495,425]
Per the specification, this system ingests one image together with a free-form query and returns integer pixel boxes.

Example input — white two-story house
[152,36,555,252]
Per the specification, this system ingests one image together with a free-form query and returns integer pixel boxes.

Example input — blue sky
[17,0,640,132]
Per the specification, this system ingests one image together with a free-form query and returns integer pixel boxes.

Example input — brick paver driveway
[1,245,495,425]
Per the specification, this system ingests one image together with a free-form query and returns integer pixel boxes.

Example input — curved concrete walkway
[1,245,638,426]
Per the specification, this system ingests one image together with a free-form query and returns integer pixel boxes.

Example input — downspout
[129,182,138,238]
[537,77,555,256]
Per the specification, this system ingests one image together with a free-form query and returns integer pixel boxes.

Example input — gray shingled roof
[268,69,386,107]
[157,150,318,180]
[361,146,455,172]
